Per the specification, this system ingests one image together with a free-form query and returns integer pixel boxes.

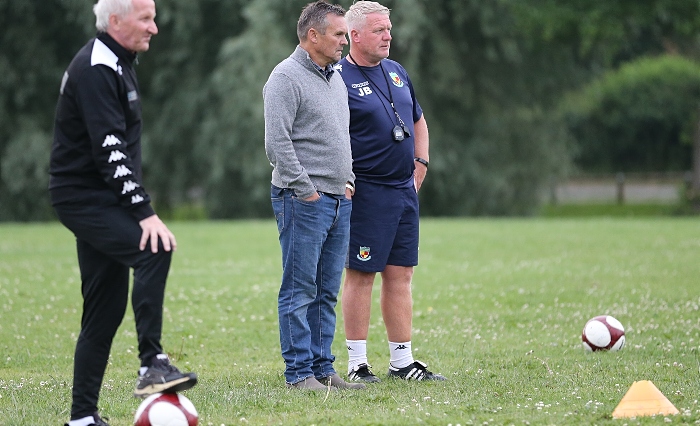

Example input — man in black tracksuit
[50,1,196,425]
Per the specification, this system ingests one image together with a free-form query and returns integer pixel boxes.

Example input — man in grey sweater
[263,0,363,391]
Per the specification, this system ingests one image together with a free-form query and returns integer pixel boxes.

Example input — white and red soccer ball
[134,393,198,426]
[582,315,625,352]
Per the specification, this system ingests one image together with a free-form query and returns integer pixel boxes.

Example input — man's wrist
[414,157,429,169]
[345,182,355,195]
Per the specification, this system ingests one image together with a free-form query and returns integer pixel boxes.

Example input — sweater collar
[97,32,138,65]
[292,45,335,81]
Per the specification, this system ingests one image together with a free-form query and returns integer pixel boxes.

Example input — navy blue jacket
[50,32,155,220]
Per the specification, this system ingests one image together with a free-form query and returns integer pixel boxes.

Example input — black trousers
[53,190,172,419]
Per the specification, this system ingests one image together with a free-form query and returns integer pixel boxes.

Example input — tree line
[2,0,700,221]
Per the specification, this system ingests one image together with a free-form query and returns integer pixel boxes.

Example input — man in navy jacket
[50,1,196,424]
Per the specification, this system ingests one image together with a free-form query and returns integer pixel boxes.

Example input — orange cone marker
[612,380,679,418]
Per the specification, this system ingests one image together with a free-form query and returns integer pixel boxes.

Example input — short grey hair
[93,0,134,32]
[297,1,346,42]
[345,1,390,32]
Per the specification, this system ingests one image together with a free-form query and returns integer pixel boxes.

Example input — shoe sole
[287,384,338,391]
[322,381,367,389]
[134,374,197,398]
[387,373,447,381]
[349,376,381,383]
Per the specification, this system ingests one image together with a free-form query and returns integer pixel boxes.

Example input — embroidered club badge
[389,72,404,87]
[357,246,372,261]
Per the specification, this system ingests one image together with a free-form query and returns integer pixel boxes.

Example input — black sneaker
[64,412,109,426]
[388,360,447,381]
[348,363,381,383]
[91,413,109,426]
[134,354,197,398]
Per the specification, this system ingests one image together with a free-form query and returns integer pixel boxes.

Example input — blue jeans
[271,185,351,384]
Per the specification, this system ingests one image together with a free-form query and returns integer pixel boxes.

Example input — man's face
[111,0,158,53]
[314,14,348,67]
[354,13,392,63]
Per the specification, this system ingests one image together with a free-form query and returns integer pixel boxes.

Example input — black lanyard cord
[348,54,407,128]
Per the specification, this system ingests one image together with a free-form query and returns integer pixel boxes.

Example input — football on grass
[134,393,198,426]
[582,315,625,352]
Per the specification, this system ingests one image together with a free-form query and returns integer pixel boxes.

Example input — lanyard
[348,54,408,130]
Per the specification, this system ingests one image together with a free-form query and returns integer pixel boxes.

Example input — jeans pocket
[271,185,285,233]
[293,192,323,206]
[272,200,284,234]
[270,184,284,201]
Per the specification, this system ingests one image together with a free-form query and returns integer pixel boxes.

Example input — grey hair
[93,0,134,32]
[345,1,390,32]
[297,1,346,42]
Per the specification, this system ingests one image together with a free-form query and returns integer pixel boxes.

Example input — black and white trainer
[348,363,381,383]
[64,412,109,426]
[134,354,198,398]
[387,360,447,381]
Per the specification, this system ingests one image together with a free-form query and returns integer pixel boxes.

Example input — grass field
[1,218,699,425]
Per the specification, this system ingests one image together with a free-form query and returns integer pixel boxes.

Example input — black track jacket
[49,32,155,221]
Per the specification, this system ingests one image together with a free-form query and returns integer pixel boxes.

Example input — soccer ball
[581,315,625,352]
[134,393,198,426]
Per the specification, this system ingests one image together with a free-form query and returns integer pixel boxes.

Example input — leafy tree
[3,0,700,220]
[198,0,313,218]
[1,122,53,220]
[0,0,248,219]
[510,0,700,67]
[510,0,700,202]
[382,0,575,215]
[0,0,92,220]
[198,0,579,217]
[138,0,248,214]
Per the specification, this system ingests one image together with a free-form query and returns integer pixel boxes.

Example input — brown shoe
[318,373,366,390]
[287,376,336,391]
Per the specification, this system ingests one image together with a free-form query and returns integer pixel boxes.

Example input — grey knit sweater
[263,45,354,199]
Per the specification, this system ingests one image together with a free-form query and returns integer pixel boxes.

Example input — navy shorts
[347,181,419,272]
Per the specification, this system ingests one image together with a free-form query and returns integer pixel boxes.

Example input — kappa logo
[108,150,127,163]
[131,194,144,204]
[121,180,140,194]
[357,246,372,261]
[113,165,132,178]
[102,135,121,147]
[394,344,408,350]
[389,72,404,87]
[334,64,343,72]
[352,81,372,97]
[60,72,69,95]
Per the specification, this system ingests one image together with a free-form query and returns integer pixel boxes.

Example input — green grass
[1,218,700,425]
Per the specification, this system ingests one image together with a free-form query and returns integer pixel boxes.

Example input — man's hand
[303,192,321,202]
[139,214,177,253]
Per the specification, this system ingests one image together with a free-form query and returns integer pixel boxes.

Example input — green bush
[562,55,700,173]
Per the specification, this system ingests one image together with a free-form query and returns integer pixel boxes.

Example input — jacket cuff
[131,203,156,221]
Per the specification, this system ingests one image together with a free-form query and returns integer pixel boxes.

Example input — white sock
[140,353,168,375]
[68,416,95,426]
[389,341,414,369]
[346,339,368,373]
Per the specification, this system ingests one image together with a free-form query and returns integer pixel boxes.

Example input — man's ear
[108,13,120,31]
[350,28,360,43]
[307,28,318,43]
